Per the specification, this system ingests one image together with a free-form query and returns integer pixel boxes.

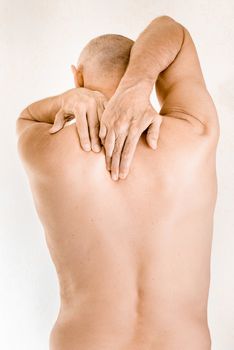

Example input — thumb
[99,122,107,140]
[146,114,162,150]
[49,109,66,134]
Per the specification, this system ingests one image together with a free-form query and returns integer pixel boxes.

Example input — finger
[87,106,102,153]
[71,65,79,88]
[119,128,141,179]
[49,109,66,134]
[74,110,91,151]
[99,122,107,143]
[97,104,105,123]
[104,129,116,171]
[97,104,105,147]
[110,133,127,181]
[146,115,162,150]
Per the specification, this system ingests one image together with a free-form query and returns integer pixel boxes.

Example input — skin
[16,16,219,350]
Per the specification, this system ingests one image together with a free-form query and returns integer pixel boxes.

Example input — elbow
[16,107,33,140]
[150,15,185,40]
[15,117,21,139]
[15,108,28,137]
[151,15,187,33]
[157,15,176,21]
[151,15,178,25]
[18,107,32,120]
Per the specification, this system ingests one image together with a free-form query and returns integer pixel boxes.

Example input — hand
[99,83,162,180]
[49,88,107,152]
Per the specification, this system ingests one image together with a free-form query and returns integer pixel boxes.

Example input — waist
[50,290,210,350]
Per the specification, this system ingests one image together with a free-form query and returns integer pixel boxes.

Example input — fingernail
[83,144,91,151]
[119,172,127,179]
[151,140,157,150]
[106,157,111,171]
[112,174,118,181]
[93,144,101,152]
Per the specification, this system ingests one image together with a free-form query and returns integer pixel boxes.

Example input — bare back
[20,114,218,349]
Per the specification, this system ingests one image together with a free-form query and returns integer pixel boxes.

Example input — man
[16,16,219,350]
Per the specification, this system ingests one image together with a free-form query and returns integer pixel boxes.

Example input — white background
[0,0,234,349]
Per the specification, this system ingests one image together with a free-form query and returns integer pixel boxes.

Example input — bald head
[76,34,134,97]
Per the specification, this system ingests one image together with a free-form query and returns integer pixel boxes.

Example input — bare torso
[24,114,217,350]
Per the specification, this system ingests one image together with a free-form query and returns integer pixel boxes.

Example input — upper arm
[156,25,219,138]
[17,112,82,177]
[16,111,54,173]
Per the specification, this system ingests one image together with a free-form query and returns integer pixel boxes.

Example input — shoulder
[17,121,83,178]
[159,113,219,163]
[160,82,220,148]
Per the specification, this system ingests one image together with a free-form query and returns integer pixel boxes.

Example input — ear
[71,64,84,88]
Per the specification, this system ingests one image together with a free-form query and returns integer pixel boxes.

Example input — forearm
[117,16,184,94]
[19,95,61,124]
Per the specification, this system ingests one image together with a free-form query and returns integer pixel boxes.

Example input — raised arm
[16,94,60,138]
[100,16,219,180]
[155,22,219,133]
[117,16,184,90]
[16,88,107,166]
[114,15,218,128]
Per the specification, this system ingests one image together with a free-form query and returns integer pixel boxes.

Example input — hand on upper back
[49,88,107,152]
[99,83,162,180]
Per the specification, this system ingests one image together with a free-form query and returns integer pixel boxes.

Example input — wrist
[46,95,62,123]
[116,76,155,96]
[55,93,63,109]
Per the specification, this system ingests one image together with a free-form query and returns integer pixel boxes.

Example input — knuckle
[114,119,122,129]
[121,152,129,162]
[90,123,100,135]
[114,117,128,130]
[89,98,96,108]
[80,137,90,145]
[112,147,121,156]
[105,142,113,151]
[91,133,99,141]
[116,124,128,135]
[111,162,118,172]
[129,125,139,135]
[129,131,139,142]
[75,117,84,127]
[123,140,132,154]
[77,101,86,112]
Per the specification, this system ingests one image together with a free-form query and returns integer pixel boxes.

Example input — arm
[16,94,61,169]
[155,22,219,132]
[117,16,184,91]
[16,88,107,165]
[118,15,218,128]
[16,94,60,138]
[100,16,219,180]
